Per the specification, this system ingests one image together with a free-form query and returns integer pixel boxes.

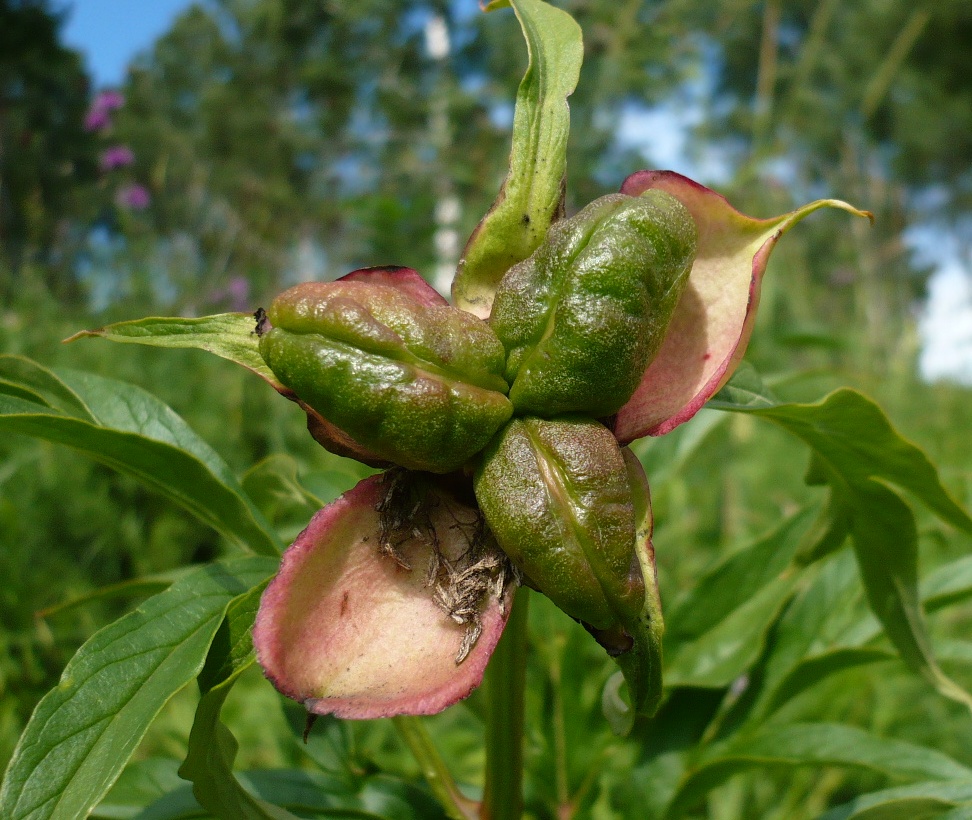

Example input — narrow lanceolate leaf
[711,380,972,709]
[66,313,278,387]
[179,583,299,820]
[613,170,871,440]
[0,363,281,555]
[665,723,972,819]
[452,0,583,317]
[0,558,277,820]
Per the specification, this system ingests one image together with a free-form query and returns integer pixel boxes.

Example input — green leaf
[743,552,866,720]
[0,362,281,555]
[710,384,972,535]
[92,758,185,819]
[817,781,972,820]
[663,507,816,688]
[139,771,448,820]
[0,355,94,418]
[924,555,972,612]
[849,480,972,710]
[178,582,299,820]
[665,723,972,819]
[665,577,798,689]
[753,551,972,719]
[66,314,278,387]
[760,647,893,717]
[0,557,277,820]
[36,571,189,620]
[452,0,583,317]
[711,381,972,708]
[240,454,329,540]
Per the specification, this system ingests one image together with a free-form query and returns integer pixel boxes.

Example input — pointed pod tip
[614,170,871,442]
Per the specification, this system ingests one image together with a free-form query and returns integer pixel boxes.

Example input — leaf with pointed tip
[665,723,972,819]
[0,557,276,820]
[0,363,281,555]
[753,556,972,720]
[613,171,871,440]
[66,313,277,386]
[712,385,972,535]
[848,479,972,710]
[254,474,514,719]
[66,268,448,469]
[712,383,972,709]
[452,0,582,317]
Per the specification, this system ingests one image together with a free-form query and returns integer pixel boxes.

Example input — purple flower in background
[84,108,111,132]
[99,145,135,172]
[84,90,125,132]
[115,183,151,211]
[228,276,250,311]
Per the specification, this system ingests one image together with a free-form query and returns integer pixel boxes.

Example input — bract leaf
[0,557,276,820]
[613,170,872,441]
[0,363,281,554]
[452,0,582,317]
[254,473,515,718]
[66,312,277,386]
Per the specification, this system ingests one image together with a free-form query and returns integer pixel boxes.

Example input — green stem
[392,716,478,820]
[481,588,530,820]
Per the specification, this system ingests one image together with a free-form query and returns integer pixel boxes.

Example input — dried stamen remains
[375,469,519,663]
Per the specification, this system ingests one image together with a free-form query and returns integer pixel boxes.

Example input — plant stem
[481,588,530,820]
[392,715,478,820]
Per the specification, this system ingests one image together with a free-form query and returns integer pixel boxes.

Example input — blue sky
[61,0,196,87]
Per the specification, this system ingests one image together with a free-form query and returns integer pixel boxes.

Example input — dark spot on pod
[584,622,635,657]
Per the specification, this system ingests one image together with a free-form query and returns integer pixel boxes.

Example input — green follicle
[259,280,513,474]
[474,416,645,631]
[489,190,698,418]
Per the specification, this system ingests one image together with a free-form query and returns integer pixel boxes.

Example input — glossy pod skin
[473,415,645,630]
[489,190,698,418]
[259,279,513,474]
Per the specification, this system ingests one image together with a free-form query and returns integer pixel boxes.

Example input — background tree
[0,0,96,299]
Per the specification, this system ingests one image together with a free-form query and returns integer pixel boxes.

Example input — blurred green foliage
[2,0,972,817]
